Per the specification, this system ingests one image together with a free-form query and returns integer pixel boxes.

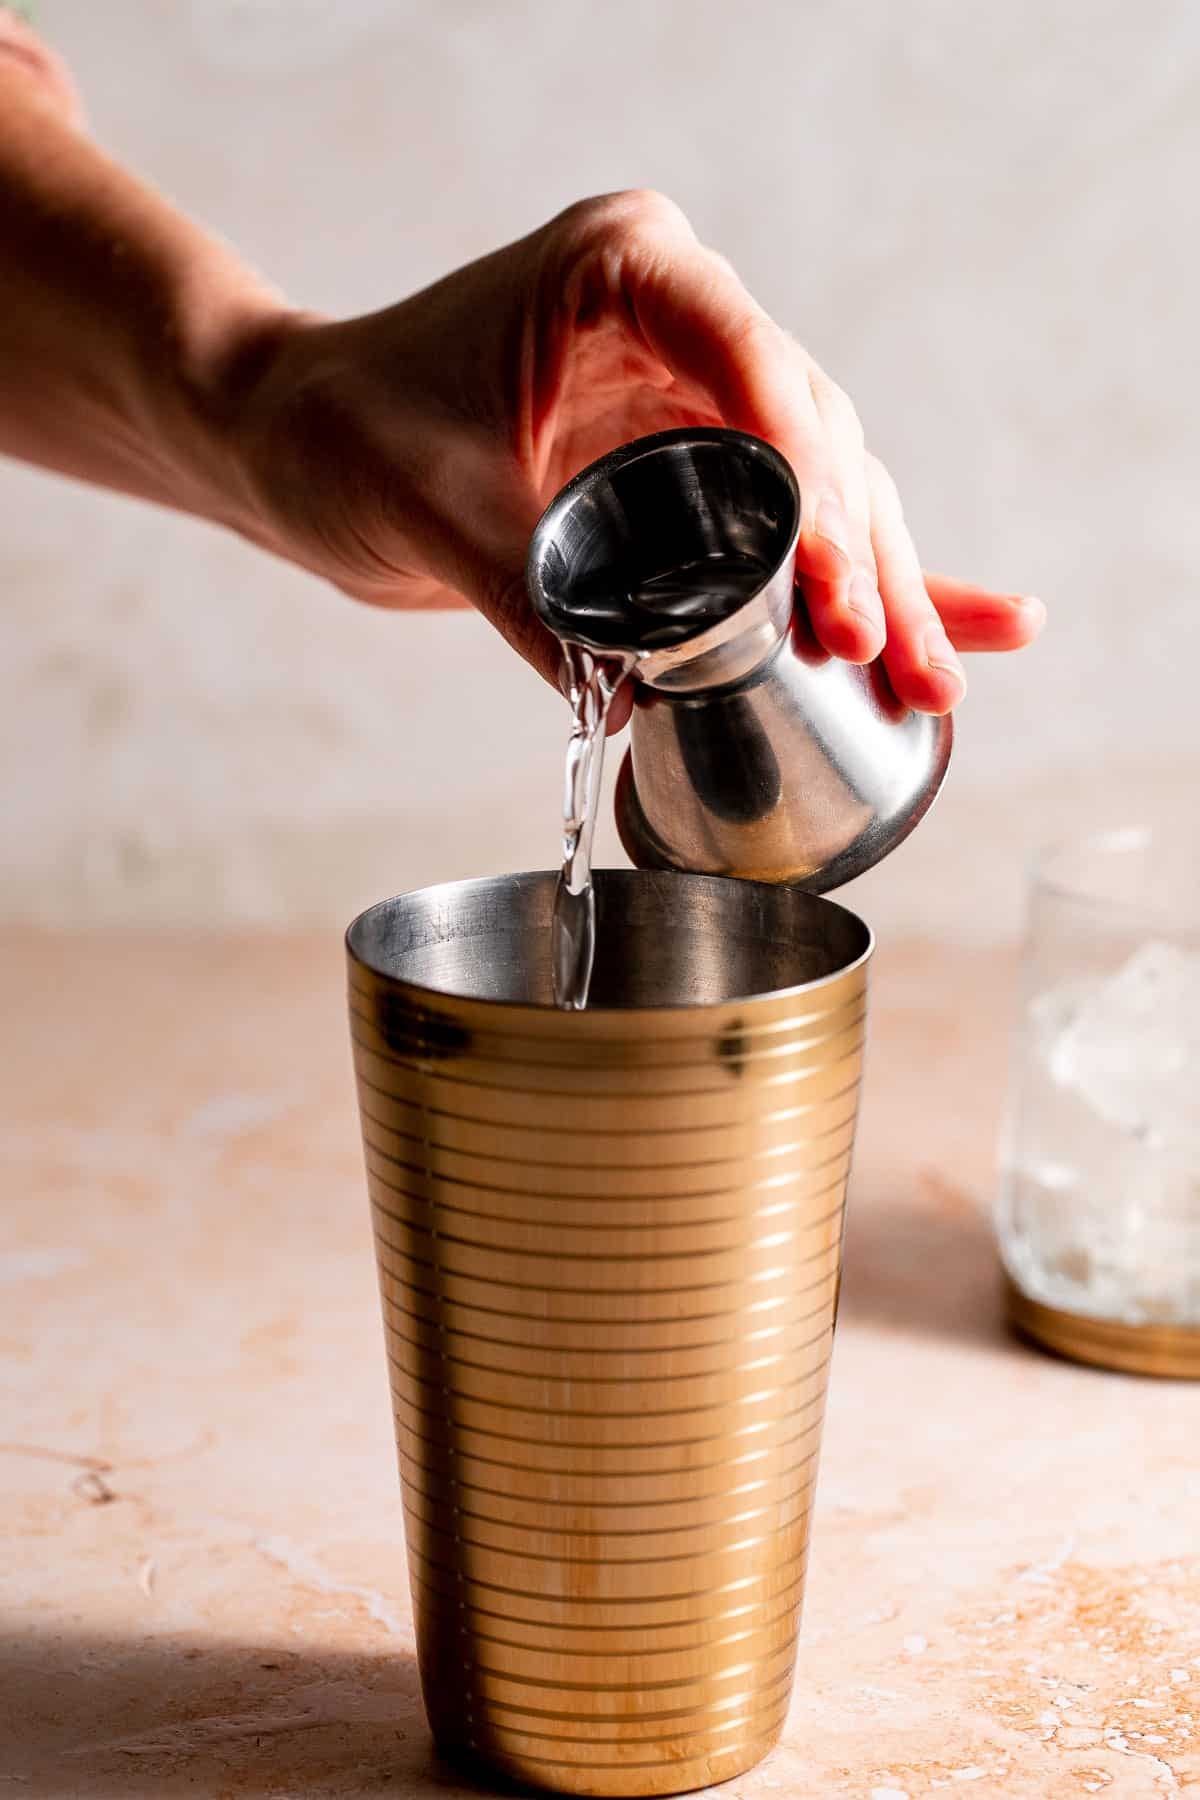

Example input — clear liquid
[550,546,765,1009]
[552,643,638,1010]
[631,551,770,620]
[558,548,770,651]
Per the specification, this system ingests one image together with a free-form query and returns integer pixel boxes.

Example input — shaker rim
[346,869,873,1019]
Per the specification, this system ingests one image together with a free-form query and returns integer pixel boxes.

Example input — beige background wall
[2,0,1196,940]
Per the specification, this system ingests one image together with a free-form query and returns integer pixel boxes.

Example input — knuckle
[805,363,836,405]
[810,370,865,444]
[723,303,780,363]
[866,451,902,513]
[702,247,740,284]
[617,186,691,232]
[563,188,691,250]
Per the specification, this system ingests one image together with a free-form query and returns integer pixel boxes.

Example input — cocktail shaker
[347,870,872,1796]
[527,427,952,890]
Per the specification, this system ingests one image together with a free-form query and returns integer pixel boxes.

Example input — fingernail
[847,567,884,635]
[1016,594,1047,628]
[923,622,966,688]
[814,495,851,562]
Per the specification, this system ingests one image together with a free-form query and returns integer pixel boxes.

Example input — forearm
[0,19,289,534]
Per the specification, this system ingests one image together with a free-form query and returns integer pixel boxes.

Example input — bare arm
[0,15,1041,713]
[0,14,284,537]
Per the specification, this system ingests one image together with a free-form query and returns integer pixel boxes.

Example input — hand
[236,190,1044,728]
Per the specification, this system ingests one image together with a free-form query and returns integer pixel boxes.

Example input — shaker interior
[347,869,870,1009]
[528,429,800,653]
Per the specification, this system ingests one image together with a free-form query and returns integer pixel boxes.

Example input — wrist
[153,280,315,550]
[215,308,412,591]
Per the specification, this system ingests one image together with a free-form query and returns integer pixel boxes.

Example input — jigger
[527,427,952,890]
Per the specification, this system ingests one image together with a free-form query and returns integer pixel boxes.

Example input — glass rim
[1030,823,1193,924]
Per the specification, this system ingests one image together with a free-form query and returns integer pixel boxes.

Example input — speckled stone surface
[2,931,1198,1799]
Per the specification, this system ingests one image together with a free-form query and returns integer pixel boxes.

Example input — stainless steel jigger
[527,427,952,889]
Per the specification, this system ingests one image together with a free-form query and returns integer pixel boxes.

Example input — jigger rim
[346,869,873,1018]
[526,426,802,680]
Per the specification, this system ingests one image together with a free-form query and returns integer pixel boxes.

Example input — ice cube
[1028,979,1097,1062]
[1047,941,1200,1157]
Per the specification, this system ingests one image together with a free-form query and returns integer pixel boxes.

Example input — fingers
[866,454,966,714]
[602,196,881,664]
[588,192,794,429]
[604,680,635,736]
[800,367,884,663]
[557,194,1043,718]
[923,574,1046,652]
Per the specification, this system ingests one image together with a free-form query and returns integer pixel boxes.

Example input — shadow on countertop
[1,1626,536,1799]
[837,1165,1020,1355]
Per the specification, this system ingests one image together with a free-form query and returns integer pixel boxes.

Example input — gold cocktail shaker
[347,870,871,1795]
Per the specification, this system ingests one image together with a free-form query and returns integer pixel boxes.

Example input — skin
[0,17,1043,737]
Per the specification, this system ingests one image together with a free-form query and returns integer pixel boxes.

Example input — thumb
[618,227,850,599]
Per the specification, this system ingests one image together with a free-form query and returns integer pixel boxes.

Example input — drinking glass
[998,827,1200,1374]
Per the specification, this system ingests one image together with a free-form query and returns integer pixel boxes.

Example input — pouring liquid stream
[552,643,638,1010]
[550,549,778,1009]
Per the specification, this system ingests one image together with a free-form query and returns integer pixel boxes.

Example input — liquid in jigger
[557,549,770,649]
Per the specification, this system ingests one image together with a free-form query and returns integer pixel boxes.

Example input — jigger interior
[527,426,800,656]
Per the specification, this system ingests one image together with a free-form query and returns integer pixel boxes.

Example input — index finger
[617,217,823,470]
[923,574,1046,652]
[614,219,862,618]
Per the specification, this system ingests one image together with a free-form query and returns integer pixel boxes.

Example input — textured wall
[2,0,1196,938]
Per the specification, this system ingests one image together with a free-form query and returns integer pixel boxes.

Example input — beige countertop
[2,930,1197,1799]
